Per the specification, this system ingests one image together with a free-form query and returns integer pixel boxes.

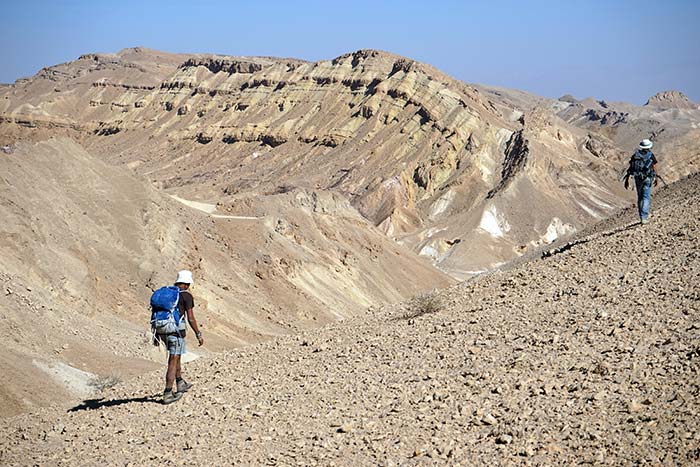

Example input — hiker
[151,270,204,404]
[623,139,658,225]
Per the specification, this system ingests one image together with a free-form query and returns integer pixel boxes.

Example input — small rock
[496,434,513,444]
[337,423,353,433]
[628,399,642,413]
[482,413,497,425]
[520,446,536,457]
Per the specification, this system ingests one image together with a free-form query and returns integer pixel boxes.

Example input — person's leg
[640,177,652,222]
[162,336,184,403]
[635,177,645,220]
[174,337,193,392]
[165,353,177,391]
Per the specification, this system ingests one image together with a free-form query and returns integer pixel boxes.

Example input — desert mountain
[2,171,697,465]
[645,90,698,110]
[3,47,688,279]
[1,48,698,418]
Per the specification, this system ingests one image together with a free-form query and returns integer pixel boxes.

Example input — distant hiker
[623,139,658,225]
[150,270,204,404]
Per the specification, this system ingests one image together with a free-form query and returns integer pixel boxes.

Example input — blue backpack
[150,286,182,335]
[629,150,655,179]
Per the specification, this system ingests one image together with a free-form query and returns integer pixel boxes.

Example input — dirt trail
[1,174,697,466]
[169,194,260,219]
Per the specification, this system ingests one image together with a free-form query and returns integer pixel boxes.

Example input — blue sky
[1,0,698,104]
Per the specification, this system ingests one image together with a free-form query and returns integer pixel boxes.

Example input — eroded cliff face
[0,48,671,276]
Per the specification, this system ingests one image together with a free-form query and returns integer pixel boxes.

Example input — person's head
[174,270,193,290]
[638,139,653,153]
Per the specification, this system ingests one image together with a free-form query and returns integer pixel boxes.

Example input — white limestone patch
[496,128,514,151]
[585,192,616,211]
[479,205,511,238]
[382,176,402,191]
[476,150,497,182]
[508,110,524,122]
[170,194,216,213]
[33,359,95,397]
[429,190,455,218]
[576,200,603,219]
[550,101,571,112]
[181,351,200,363]
[543,217,576,244]
[377,216,394,237]
[419,244,439,259]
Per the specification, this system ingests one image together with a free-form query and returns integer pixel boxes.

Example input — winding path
[169,195,259,220]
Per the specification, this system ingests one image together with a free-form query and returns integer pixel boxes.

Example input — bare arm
[186,308,204,346]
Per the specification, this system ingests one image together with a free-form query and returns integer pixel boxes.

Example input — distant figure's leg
[640,177,652,221]
[635,177,645,220]
[636,177,652,223]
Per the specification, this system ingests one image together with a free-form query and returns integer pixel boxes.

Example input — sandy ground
[1,174,697,466]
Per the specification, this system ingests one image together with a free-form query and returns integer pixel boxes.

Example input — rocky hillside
[478,86,700,186]
[0,48,670,277]
[1,172,697,466]
[1,47,698,421]
[646,90,698,110]
[0,138,450,417]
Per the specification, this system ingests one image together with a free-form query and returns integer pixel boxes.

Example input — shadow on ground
[542,222,640,258]
[68,394,161,412]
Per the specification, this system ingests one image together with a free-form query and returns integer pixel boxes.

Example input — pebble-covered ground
[1,174,698,466]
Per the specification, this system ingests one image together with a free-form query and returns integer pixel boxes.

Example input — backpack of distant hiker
[629,150,655,179]
[150,286,182,335]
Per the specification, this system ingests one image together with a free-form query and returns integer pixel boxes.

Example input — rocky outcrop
[179,57,268,74]
[645,90,698,110]
[487,129,529,198]
[582,108,628,125]
[558,94,578,103]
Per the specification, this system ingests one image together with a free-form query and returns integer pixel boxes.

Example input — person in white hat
[623,139,658,225]
[160,269,204,404]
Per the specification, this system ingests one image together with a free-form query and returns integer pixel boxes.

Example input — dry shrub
[88,373,122,392]
[402,293,442,320]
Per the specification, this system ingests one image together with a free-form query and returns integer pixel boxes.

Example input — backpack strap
[171,288,182,325]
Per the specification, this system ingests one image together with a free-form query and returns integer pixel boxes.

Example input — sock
[165,387,173,393]
[176,377,183,383]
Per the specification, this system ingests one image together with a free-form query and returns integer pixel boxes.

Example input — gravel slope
[1,175,698,466]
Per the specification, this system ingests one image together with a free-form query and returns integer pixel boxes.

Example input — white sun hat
[176,270,193,284]
[639,139,653,149]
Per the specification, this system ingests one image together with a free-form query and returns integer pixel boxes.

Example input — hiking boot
[162,390,183,405]
[641,218,650,225]
[177,379,193,393]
